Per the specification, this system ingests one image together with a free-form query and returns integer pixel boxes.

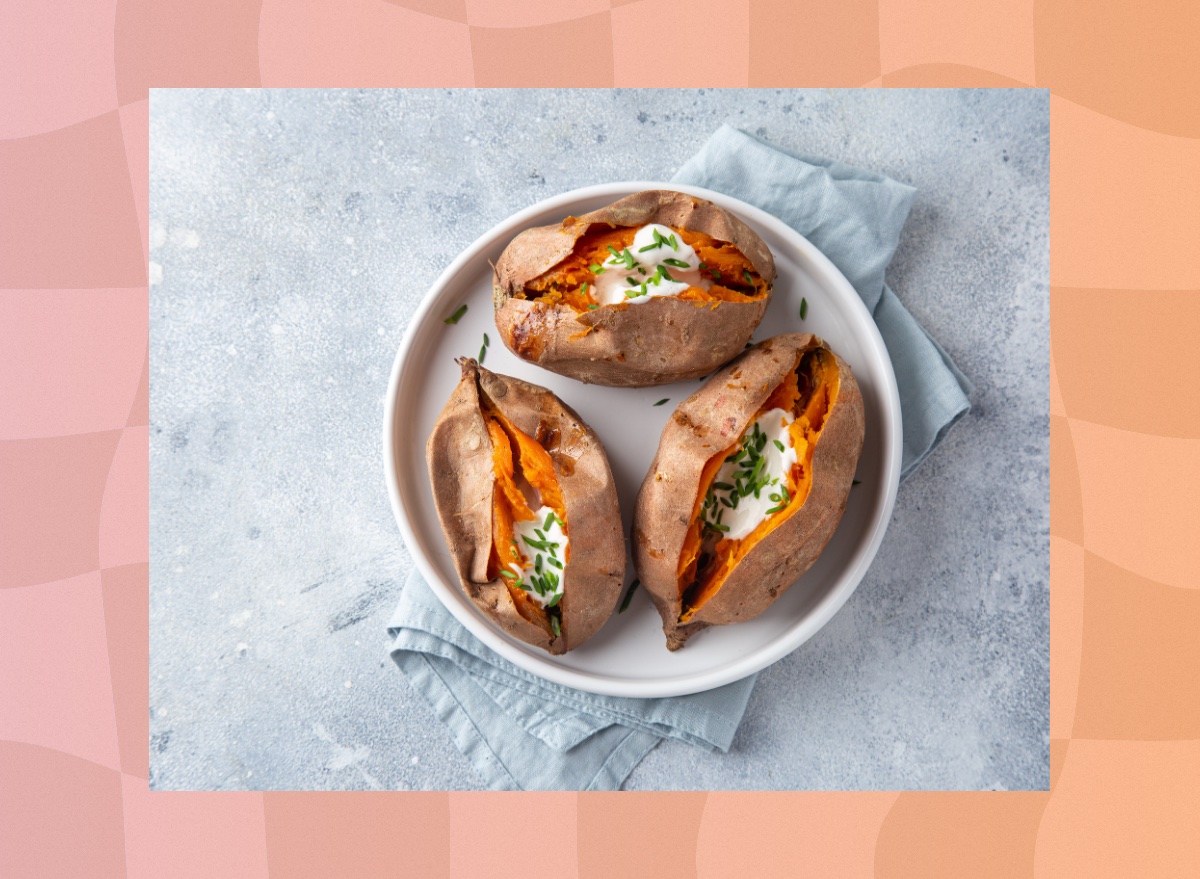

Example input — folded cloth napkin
[388,125,972,791]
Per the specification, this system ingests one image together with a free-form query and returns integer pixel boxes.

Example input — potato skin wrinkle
[425,359,625,654]
[493,190,777,387]
[631,334,866,650]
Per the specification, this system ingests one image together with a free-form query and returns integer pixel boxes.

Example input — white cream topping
[510,506,567,607]
[591,223,711,306]
[700,408,798,542]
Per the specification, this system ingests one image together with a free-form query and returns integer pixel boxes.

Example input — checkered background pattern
[2,0,1198,875]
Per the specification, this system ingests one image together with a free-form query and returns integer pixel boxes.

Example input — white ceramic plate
[384,182,901,698]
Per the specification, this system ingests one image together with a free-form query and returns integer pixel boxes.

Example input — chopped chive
[580,282,589,295]
[711,269,721,279]
[743,269,753,284]
[500,569,518,580]
[443,304,468,325]
[663,258,690,268]
[547,557,563,570]
[668,234,678,249]
[710,522,730,533]
[800,298,808,320]
[699,262,707,270]
[773,439,785,452]
[638,266,647,275]
[483,332,489,347]
[550,615,561,637]
[543,512,556,529]
[618,579,640,613]
[627,277,638,286]
[713,481,733,491]
[638,242,659,253]
[656,265,676,282]
[478,344,486,363]
[547,593,561,608]
[587,304,599,310]
[654,398,669,406]
[589,263,605,274]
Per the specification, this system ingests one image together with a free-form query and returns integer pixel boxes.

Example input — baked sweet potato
[631,334,865,650]
[493,190,776,387]
[425,359,625,654]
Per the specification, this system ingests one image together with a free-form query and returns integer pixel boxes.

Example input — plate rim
[383,181,902,698]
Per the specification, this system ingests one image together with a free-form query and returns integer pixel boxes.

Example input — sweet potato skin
[425,360,625,654]
[493,190,776,387]
[631,334,865,650]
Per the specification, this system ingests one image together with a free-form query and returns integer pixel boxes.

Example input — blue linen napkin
[388,125,972,791]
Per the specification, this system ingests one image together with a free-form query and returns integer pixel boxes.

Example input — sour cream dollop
[591,223,711,306]
[700,408,797,541]
[510,506,568,607]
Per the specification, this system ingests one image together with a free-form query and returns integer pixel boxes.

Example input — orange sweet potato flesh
[484,405,569,632]
[678,349,840,621]
[523,226,770,312]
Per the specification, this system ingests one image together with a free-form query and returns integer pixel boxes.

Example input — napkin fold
[388,125,971,791]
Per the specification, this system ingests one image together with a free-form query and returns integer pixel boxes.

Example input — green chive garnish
[712,269,721,279]
[581,282,589,295]
[654,398,669,406]
[618,579,640,613]
[550,615,561,636]
[547,557,563,570]
[587,304,599,310]
[478,344,486,363]
[443,304,468,324]
[743,269,753,284]
[800,298,808,320]
[773,439,785,452]
[500,569,518,580]
[589,263,605,274]
[483,332,489,347]
[663,258,690,268]
[638,242,659,253]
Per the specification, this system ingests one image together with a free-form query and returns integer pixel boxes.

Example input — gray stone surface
[149,88,1048,791]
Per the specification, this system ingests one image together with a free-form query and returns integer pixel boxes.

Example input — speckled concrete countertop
[149,89,1048,791]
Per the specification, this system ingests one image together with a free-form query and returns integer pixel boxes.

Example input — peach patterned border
[2,0,1198,875]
